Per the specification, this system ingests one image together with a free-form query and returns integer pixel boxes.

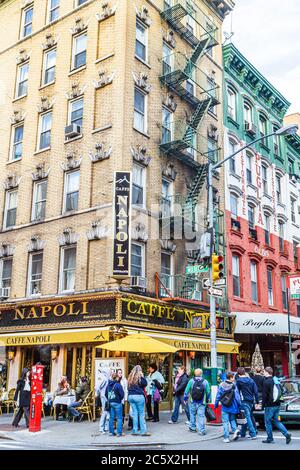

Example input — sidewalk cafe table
[53,395,76,407]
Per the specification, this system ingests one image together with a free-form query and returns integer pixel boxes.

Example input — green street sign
[186,265,209,275]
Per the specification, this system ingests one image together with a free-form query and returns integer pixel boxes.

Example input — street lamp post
[207,124,298,398]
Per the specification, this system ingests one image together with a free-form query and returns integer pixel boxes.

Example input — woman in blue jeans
[128,365,151,436]
[106,373,124,437]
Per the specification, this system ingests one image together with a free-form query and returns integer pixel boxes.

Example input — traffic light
[212,253,224,282]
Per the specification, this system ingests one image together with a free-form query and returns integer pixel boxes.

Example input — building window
[60,246,76,293]
[248,205,255,229]
[278,221,285,252]
[49,0,59,22]
[16,63,29,98]
[132,164,145,207]
[136,20,147,61]
[267,268,274,306]
[291,197,296,223]
[162,42,173,75]
[281,276,288,310]
[38,112,52,150]
[264,213,271,245]
[162,107,172,144]
[227,88,236,120]
[293,240,298,261]
[161,251,173,295]
[28,252,43,296]
[0,258,12,293]
[244,102,252,126]
[228,140,237,174]
[161,178,173,218]
[246,152,252,184]
[273,128,280,156]
[69,98,84,127]
[262,164,268,195]
[10,124,24,161]
[32,180,47,221]
[232,254,241,297]
[230,193,238,219]
[21,5,33,38]
[259,115,267,145]
[43,48,56,85]
[134,88,147,133]
[207,138,218,163]
[276,174,282,203]
[77,0,88,5]
[131,243,145,277]
[288,158,295,178]
[186,0,196,33]
[4,190,18,229]
[250,261,258,304]
[64,171,80,212]
[72,33,87,70]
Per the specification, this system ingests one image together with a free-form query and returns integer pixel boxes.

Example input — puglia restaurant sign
[112,171,131,279]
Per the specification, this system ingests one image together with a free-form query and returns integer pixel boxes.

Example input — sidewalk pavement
[0,411,223,448]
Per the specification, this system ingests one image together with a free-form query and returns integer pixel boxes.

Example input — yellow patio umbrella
[96,333,178,353]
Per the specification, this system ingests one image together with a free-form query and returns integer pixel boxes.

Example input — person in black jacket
[169,366,190,424]
[253,367,264,401]
[262,367,291,445]
[12,368,31,428]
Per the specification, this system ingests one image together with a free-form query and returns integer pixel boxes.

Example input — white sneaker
[223,438,230,443]
[185,421,190,425]
[247,435,257,440]
[233,430,240,441]
[168,420,176,424]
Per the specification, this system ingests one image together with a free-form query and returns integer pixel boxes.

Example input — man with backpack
[262,367,291,445]
[235,367,259,439]
[184,369,210,435]
[214,372,241,443]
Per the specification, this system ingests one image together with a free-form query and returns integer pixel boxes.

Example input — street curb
[0,433,14,441]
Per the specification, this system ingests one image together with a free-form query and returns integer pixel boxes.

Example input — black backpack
[220,384,235,407]
[191,378,205,401]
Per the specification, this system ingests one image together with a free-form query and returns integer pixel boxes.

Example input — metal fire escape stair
[182,97,212,146]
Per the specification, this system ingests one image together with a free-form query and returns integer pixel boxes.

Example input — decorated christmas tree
[251,343,264,372]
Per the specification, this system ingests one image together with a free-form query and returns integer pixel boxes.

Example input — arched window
[267,267,274,306]
[228,139,238,174]
[259,114,268,145]
[227,87,237,121]
[248,204,255,229]
[278,221,285,252]
[273,125,280,156]
[230,193,239,219]
[246,150,253,184]
[264,212,271,245]
[281,275,288,310]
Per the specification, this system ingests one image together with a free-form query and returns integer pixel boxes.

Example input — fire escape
[156,0,223,306]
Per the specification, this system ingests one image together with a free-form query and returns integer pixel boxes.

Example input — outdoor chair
[2,388,16,413]
[72,391,93,422]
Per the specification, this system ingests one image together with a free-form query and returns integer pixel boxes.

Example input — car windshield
[281,380,300,396]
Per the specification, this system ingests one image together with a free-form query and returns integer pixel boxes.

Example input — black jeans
[146,395,159,421]
[12,406,30,427]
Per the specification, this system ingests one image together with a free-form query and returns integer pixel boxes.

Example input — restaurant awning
[0,327,110,346]
[232,312,300,336]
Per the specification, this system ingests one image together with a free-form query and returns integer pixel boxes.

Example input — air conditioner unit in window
[244,121,257,136]
[191,290,202,301]
[131,276,147,289]
[0,287,10,299]
[65,124,82,139]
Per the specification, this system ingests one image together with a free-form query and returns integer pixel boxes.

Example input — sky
[223,0,300,114]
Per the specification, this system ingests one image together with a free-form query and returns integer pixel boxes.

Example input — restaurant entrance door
[22,346,51,389]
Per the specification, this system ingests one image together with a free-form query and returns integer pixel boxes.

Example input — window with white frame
[230,193,238,219]
[134,88,147,133]
[60,246,76,292]
[131,243,145,277]
[0,258,12,291]
[281,275,288,310]
[232,254,241,297]
[267,267,274,306]
[273,127,280,155]
[248,204,255,229]
[136,20,147,61]
[64,171,80,212]
[291,197,296,223]
[161,251,173,295]
[262,164,268,195]
[16,63,29,98]
[28,252,43,296]
[77,0,88,5]
[162,107,172,144]
[186,0,196,33]
[10,124,24,161]
[228,140,237,174]
[278,221,285,252]
[259,115,267,144]
[227,87,236,120]
[161,178,173,218]
[4,190,18,229]
[21,5,33,38]
[264,213,271,245]
[246,151,252,184]
[162,42,173,75]
[244,102,252,126]
[43,48,56,85]
[208,138,218,163]
[72,33,87,70]
[250,261,258,304]
[68,97,84,128]
[48,0,60,22]
[132,164,145,207]
[276,174,282,203]
[32,180,47,221]
[38,112,52,150]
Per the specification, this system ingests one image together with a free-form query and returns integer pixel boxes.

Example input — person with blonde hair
[127,365,150,436]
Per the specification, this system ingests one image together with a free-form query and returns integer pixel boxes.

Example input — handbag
[104,400,110,412]
[236,409,247,425]
[153,388,161,403]
[205,405,216,422]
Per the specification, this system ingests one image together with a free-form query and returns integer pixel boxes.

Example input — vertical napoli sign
[112,171,132,279]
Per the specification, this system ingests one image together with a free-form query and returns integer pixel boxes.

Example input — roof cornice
[223,43,290,119]
[205,0,235,20]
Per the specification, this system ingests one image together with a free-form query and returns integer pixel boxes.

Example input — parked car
[254,378,300,426]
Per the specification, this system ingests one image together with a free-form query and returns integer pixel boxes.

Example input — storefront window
[0,346,8,392]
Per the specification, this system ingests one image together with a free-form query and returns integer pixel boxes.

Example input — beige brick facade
[0,0,230,303]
